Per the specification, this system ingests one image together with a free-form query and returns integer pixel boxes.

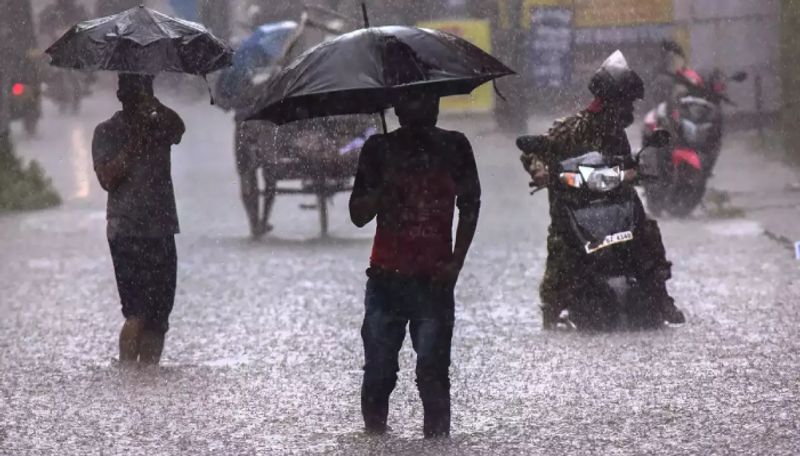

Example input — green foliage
[0,136,61,211]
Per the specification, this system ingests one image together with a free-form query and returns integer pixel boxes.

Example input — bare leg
[138,329,165,365]
[119,318,144,365]
[258,166,276,235]
[240,170,262,238]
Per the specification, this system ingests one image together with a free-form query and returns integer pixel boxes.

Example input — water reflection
[69,125,91,199]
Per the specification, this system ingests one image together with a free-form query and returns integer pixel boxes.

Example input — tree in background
[0,135,61,211]
[0,0,60,211]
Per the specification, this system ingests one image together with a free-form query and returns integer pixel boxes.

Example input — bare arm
[95,149,134,192]
[452,136,481,267]
[349,137,383,227]
[349,191,380,228]
[452,203,479,268]
[159,106,186,146]
[145,102,185,146]
[93,125,136,192]
[434,135,481,287]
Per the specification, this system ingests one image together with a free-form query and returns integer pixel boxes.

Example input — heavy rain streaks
[0,1,799,455]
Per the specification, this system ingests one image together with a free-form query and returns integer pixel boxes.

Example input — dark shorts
[108,236,177,333]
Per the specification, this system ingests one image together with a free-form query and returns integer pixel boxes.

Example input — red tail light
[672,148,702,170]
[678,68,705,87]
[12,83,25,96]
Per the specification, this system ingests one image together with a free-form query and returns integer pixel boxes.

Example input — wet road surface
[1,93,799,455]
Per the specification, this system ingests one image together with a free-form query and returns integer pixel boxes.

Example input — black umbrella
[45,5,233,75]
[244,25,514,124]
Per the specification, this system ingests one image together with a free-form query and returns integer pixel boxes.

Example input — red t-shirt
[351,126,481,277]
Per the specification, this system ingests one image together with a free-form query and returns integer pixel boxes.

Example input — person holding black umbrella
[349,91,481,438]
[46,6,233,366]
[243,21,510,437]
[92,73,185,366]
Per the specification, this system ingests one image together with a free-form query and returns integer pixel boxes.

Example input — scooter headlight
[584,166,623,193]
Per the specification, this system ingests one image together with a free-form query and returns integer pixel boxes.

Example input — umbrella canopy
[236,21,299,72]
[245,26,514,124]
[45,5,233,75]
[215,21,298,106]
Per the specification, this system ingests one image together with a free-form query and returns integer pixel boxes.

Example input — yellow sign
[522,0,673,28]
[418,19,494,113]
[573,0,673,27]
[674,23,691,60]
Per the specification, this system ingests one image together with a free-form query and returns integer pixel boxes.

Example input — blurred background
[12,0,787,127]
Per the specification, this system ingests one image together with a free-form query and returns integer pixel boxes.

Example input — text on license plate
[585,231,634,254]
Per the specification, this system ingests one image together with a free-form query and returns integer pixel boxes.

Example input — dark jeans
[360,270,455,437]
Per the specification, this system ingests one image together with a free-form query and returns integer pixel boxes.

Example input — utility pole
[0,0,13,160]
[493,0,529,133]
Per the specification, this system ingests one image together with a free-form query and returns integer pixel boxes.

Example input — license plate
[585,231,634,254]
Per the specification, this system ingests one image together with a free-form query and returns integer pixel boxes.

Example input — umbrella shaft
[361,3,370,28]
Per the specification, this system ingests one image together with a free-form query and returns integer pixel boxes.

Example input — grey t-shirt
[92,103,185,239]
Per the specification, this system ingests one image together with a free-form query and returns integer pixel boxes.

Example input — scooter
[517,130,671,331]
[642,70,748,217]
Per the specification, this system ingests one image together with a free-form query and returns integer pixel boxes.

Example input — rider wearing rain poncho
[517,51,686,328]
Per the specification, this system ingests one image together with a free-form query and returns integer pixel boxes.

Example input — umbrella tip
[202,74,216,105]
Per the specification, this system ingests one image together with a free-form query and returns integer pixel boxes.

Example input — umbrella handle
[203,74,215,105]
[493,80,508,103]
[361,3,370,28]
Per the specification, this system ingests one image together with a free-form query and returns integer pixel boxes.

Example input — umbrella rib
[153,18,176,38]
[104,39,122,73]
[281,75,491,98]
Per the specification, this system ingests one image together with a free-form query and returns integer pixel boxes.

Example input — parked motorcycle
[518,130,671,331]
[642,70,748,217]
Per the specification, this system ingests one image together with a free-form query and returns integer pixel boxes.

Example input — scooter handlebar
[516,135,551,159]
